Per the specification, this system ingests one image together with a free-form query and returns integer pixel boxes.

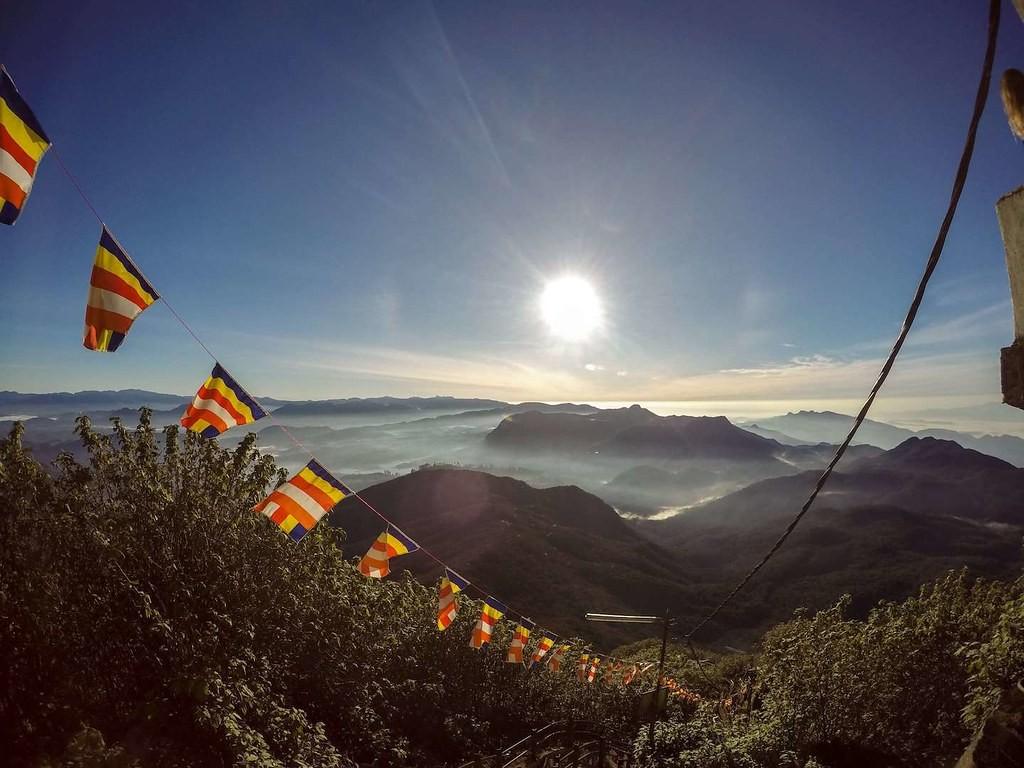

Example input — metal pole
[648,611,671,746]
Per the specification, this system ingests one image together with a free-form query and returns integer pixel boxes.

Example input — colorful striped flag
[358,525,419,579]
[530,635,555,668]
[469,597,506,649]
[547,644,569,672]
[587,656,601,683]
[506,620,533,664]
[83,227,159,352]
[624,664,639,685]
[577,653,590,682]
[181,363,266,437]
[254,459,351,542]
[0,67,50,225]
[437,568,469,631]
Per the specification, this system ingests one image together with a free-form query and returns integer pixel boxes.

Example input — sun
[540,275,603,342]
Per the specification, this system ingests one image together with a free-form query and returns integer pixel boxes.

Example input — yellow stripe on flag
[94,245,158,305]
[297,467,348,503]
[204,375,256,422]
[0,96,49,161]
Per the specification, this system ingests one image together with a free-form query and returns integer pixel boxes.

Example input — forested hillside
[2,412,1022,768]
[0,413,630,767]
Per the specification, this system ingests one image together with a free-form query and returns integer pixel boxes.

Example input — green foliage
[625,572,1024,768]
[0,413,629,767]
[962,590,1024,730]
[757,573,1019,765]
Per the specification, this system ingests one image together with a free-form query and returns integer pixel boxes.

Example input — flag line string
[12,69,642,666]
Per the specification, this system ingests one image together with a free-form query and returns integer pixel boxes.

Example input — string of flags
[2,64,663,683]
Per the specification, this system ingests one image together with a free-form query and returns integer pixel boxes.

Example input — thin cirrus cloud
[238,293,1011,406]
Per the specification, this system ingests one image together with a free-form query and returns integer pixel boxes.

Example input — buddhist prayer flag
[624,664,639,685]
[587,656,601,683]
[358,525,419,578]
[506,620,533,664]
[83,227,159,352]
[530,635,555,667]
[437,568,469,631]
[577,653,590,682]
[470,597,506,649]
[547,644,569,672]
[254,459,351,542]
[0,67,50,225]
[181,363,266,437]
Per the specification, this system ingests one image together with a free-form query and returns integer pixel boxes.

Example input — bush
[625,571,1023,768]
[0,414,630,767]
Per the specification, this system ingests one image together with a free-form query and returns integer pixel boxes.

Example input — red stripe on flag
[90,265,150,310]
[0,124,37,175]
[194,383,246,425]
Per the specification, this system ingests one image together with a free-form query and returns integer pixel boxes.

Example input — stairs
[459,720,632,768]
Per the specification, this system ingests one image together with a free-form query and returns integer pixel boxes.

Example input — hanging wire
[681,0,1002,646]
[6,68,643,664]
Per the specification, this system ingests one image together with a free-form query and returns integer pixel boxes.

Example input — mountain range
[327,436,1023,647]
[330,468,708,645]
[4,390,1022,646]
[740,410,1024,466]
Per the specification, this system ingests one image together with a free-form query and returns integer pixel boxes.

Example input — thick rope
[683,0,1001,643]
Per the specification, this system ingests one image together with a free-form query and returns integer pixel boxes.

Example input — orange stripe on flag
[265,493,318,531]
[193,384,246,424]
[84,305,134,334]
[290,473,338,512]
[0,172,26,208]
[181,408,229,435]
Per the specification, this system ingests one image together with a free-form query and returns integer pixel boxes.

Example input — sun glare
[540,275,603,342]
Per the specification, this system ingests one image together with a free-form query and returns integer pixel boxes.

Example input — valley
[4,390,1022,648]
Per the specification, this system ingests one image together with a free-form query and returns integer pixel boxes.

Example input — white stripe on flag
[188,394,242,428]
[0,149,33,191]
[87,287,144,318]
[275,481,331,522]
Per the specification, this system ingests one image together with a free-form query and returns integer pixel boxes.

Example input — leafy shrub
[0,414,630,767]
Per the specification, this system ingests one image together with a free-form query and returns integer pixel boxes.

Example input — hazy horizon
[4,1,1024,439]
[3,386,1023,437]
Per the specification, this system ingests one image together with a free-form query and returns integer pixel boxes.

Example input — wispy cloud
[216,293,1009,411]
[653,349,999,403]
[846,301,1011,355]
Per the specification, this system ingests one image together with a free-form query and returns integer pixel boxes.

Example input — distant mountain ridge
[655,436,1024,533]
[630,436,1024,641]
[486,404,781,461]
[334,441,1024,647]
[271,396,508,418]
[740,410,1024,467]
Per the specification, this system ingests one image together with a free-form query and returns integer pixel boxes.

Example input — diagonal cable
[684,0,1002,643]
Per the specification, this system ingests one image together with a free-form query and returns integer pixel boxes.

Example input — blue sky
[2,1,1023,427]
